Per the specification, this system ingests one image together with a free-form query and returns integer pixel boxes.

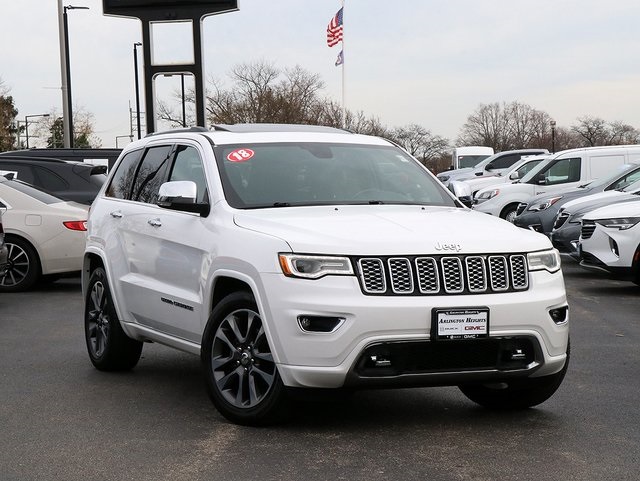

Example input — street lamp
[550,120,557,154]
[25,114,50,149]
[59,3,89,149]
[133,42,143,139]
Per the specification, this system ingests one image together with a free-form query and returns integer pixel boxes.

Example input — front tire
[500,204,519,223]
[201,291,286,425]
[459,343,570,409]
[84,267,143,371]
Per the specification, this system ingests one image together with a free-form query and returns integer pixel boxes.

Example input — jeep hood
[233,205,551,255]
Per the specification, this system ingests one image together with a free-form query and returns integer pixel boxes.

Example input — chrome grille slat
[358,254,530,296]
[441,257,464,293]
[415,257,440,294]
[388,258,413,294]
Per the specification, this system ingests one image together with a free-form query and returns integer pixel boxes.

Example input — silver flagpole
[341,0,346,129]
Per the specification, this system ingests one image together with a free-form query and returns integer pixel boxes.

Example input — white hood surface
[234,205,551,255]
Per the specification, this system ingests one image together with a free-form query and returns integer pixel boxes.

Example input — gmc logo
[465,326,484,331]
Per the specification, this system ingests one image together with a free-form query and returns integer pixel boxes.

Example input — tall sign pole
[103,1,238,134]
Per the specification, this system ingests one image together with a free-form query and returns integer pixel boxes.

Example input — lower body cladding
[259,271,569,390]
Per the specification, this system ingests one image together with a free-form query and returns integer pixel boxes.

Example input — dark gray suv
[0,155,107,204]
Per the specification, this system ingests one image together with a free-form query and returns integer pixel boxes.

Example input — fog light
[297,315,345,333]
[609,238,619,257]
[549,306,568,324]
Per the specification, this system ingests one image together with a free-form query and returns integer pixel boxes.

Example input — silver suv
[83,125,569,425]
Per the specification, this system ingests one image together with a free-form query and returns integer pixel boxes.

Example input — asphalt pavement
[0,258,638,481]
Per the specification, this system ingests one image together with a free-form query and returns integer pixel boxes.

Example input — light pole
[163,73,187,127]
[550,120,557,154]
[59,3,89,149]
[25,114,51,148]
[133,42,143,139]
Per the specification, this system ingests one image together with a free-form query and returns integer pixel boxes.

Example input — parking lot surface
[0,259,638,481]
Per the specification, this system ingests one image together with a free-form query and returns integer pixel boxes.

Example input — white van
[473,144,640,222]
[450,146,494,170]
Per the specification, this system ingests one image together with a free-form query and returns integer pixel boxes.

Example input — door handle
[110,211,123,218]
[148,218,162,227]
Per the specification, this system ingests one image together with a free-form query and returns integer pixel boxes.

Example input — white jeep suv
[83,125,569,425]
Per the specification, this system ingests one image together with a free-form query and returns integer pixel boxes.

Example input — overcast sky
[2,0,640,148]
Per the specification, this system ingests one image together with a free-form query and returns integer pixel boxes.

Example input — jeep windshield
[214,142,457,209]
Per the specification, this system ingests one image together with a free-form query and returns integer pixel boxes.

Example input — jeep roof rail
[211,123,352,134]
[145,126,210,137]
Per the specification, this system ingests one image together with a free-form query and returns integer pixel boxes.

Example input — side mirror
[509,172,520,180]
[537,174,547,185]
[449,180,471,199]
[157,180,209,216]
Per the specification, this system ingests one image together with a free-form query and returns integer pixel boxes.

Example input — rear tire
[0,236,40,292]
[201,291,286,425]
[459,342,570,409]
[84,267,143,371]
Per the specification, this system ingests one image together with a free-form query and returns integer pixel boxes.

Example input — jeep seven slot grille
[356,254,529,296]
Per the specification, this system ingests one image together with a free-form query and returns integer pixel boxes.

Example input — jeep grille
[356,254,529,296]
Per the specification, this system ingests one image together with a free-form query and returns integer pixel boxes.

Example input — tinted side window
[168,145,208,203]
[490,154,520,170]
[0,163,36,184]
[33,167,69,192]
[132,146,173,204]
[610,168,640,190]
[105,149,144,199]
[544,157,582,185]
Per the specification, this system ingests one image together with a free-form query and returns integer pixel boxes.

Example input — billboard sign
[103,0,238,20]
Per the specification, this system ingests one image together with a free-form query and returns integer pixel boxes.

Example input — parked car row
[0,151,108,291]
[445,144,640,286]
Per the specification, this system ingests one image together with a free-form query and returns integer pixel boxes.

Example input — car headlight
[527,249,561,273]
[476,189,499,201]
[278,254,354,279]
[528,196,563,212]
[595,217,640,230]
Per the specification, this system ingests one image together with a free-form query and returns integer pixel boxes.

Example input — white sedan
[0,176,89,292]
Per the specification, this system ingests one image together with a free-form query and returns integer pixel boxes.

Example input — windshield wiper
[272,202,291,207]
[367,200,385,205]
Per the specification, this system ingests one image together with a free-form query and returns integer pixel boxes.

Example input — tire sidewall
[201,291,285,425]
[0,235,40,292]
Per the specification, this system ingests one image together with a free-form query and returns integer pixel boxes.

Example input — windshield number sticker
[227,149,255,163]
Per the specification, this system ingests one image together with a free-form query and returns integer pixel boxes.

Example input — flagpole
[341,0,346,129]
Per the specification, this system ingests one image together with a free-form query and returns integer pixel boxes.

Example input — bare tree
[34,108,102,148]
[571,116,639,146]
[458,101,553,151]
[389,124,450,170]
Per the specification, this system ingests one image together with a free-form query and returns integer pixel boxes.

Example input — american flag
[326,7,343,47]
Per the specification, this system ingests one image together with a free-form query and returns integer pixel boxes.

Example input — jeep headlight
[279,254,354,279]
[529,196,563,212]
[527,249,561,273]
[595,217,640,230]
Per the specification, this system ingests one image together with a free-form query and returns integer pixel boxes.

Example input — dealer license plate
[432,308,489,341]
